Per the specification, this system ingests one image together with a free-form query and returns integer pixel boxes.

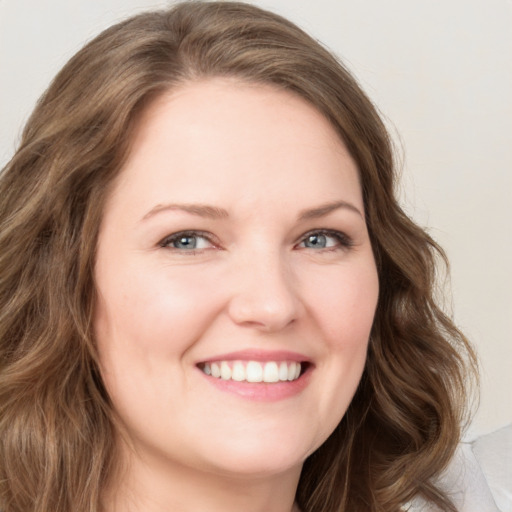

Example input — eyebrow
[141,203,229,221]
[298,200,363,220]
[141,199,362,222]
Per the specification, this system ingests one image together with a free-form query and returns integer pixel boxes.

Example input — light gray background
[1,0,511,439]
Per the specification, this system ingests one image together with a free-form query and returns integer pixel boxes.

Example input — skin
[94,79,379,512]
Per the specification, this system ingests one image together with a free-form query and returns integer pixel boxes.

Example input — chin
[207,453,304,480]
[195,430,316,479]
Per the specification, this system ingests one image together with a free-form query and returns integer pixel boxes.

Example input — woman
[0,2,477,511]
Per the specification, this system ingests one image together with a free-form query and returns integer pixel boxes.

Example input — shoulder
[470,424,512,512]
[407,425,512,511]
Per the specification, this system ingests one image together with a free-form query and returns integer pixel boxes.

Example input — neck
[102,448,303,512]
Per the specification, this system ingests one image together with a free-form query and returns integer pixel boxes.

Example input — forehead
[107,78,362,216]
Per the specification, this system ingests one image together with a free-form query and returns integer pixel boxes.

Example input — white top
[409,424,511,511]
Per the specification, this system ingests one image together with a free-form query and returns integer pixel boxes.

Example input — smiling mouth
[198,360,309,383]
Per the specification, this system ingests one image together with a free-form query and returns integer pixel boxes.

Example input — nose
[227,249,302,332]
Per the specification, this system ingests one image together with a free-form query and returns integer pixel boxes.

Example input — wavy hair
[0,2,477,511]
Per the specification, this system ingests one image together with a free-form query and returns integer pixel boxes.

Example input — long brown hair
[0,2,477,511]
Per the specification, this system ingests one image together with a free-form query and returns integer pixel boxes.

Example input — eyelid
[296,229,354,249]
[158,230,219,250]
[158,228,353,252]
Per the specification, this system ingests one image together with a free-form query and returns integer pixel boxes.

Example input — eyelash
[158,229,354,253]
[298,229,354,251]
[159,230,216,252]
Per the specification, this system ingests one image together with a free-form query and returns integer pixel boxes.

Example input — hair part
[0,2,477,511]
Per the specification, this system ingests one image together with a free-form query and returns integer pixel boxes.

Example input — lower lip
[198,367,313,402]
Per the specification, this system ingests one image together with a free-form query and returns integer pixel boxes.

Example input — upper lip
[197,349,312,364]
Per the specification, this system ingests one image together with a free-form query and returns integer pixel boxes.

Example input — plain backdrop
[1,0,511,440]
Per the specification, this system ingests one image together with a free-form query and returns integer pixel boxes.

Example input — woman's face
[94,79,379,478]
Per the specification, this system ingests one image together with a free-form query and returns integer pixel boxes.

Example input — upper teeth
[202,360,301,383]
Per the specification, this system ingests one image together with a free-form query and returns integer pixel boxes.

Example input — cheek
[93,266,217,422]
[294,261,378,452]
[94,261,226,360]
[308,262,379,348]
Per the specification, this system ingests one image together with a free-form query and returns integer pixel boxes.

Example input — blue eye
[303,233,330,248]
[298,230,352,250]
[160,231,213,251]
